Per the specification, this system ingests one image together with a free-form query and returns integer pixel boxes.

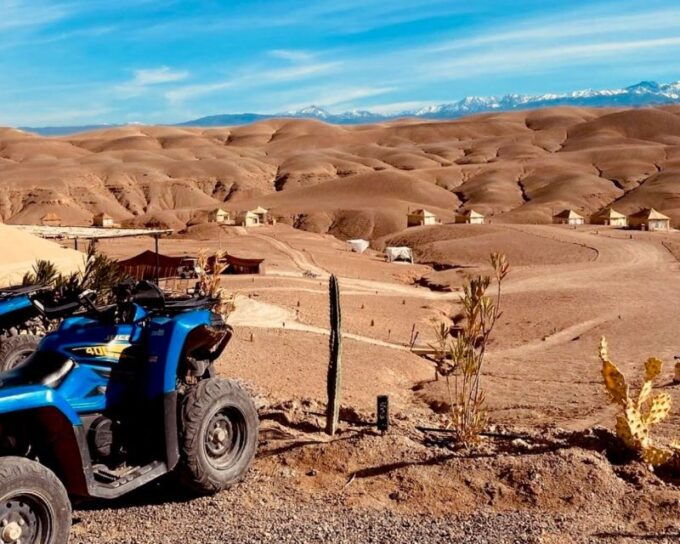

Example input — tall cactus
[326,274,342,436]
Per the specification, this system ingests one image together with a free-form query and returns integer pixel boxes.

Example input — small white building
[407,209,438,227]
[455,209,485,224]
[553,209,585,226]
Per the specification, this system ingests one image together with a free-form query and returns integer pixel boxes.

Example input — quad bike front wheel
[0,335,41,372]
[0,457,71,544]
[178,378,259,494]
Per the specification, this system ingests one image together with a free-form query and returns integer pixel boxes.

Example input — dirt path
[228,295,410,351]
[249,232,329,277]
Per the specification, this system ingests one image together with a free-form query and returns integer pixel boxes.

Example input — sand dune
[2,106,680,238]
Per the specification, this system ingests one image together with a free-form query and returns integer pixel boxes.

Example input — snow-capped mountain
[20,80,680,135]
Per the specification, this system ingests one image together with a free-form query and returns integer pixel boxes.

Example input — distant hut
[236,207,269,227]
[407,208,438,227]
[591,208,627,227]
[553,209,584,226]
[628,208,671,231]
[456,209,485,224]
[92,213,114,228]
[40,212,62,227]
[208,208,230,224]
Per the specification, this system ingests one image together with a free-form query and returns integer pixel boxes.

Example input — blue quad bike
[0,281,258,543]
[0,285,51,371]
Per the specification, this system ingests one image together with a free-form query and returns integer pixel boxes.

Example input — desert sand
[3,106,680,240]
[0,223,85,286]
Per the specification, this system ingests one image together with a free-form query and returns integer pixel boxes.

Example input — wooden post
[326,274,342,436]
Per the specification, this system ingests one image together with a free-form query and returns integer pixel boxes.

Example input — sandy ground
[77,222,680,542]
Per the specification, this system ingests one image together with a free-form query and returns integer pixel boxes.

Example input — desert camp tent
[92,213,115,228]
[40,212,62,227]
[225,254,264,275]
[208,208,231,224]
[0,223,85,287]
[628,208,671,231]
[118,250,186,280]
[385,246,414,263]
[553,209,584,225]
[456,209,485,224]
[591,208,627,227]
[348,239,369,253]
[235,207,269,227]
[407,209,437,227]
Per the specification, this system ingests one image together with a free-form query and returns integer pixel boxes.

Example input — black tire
[0,335,41,372]
[0,457,71,544]
[178,378,258,494]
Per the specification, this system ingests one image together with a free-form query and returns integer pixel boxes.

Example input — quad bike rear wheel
[178,378,258,494]
[0,335,41,372]
[0,457,71,544]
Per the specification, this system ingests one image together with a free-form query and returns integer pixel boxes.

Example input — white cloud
[268,49,314,62]
[165,62,340,103]
[130,66,189,86]
[116,66,189,98]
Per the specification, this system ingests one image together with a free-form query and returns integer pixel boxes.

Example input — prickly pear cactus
[326,275,342,436]
[599,337,679,468]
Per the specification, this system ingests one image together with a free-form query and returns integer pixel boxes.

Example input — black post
[377,395,389,432]
[154,235,160,284]
[74,237,78,251]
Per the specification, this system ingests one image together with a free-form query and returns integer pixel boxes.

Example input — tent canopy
[348,239,369,253]
[385,246,413,263]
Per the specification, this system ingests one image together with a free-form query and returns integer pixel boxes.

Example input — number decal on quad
[70,343,131,360]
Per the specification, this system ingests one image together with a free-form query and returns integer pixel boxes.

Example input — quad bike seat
[0,350,74,389]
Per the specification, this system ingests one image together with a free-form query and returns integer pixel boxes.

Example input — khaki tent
[628,208,671,231]
[591,208,627,227]
[407,209,437,227]
[456,209,485,224]
[553,209,584,225]
[0,223,85,287]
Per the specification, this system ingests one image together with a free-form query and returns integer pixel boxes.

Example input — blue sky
[2,0,680,126]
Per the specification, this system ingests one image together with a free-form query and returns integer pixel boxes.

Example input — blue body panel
[0,304,214,422]
[0,295,32,316]
[0,385,81,425]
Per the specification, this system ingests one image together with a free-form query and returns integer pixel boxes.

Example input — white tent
[385,246,413,264]
[347,239,369,254]
[0,223,85,287]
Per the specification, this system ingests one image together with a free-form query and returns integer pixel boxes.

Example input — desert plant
[326,274,342,436]
[23,241,128,303]
[429,253,509,444]
[22,259,59,286]
[195,250,235,319]
[598,337,680,467]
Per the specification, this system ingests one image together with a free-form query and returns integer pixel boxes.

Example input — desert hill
[2,106,680,239]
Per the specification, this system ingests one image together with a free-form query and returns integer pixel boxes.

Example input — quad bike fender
[0,385,81,425]
[146,309,216,396]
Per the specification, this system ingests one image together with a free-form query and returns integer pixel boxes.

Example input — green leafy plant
[429,253,509,444]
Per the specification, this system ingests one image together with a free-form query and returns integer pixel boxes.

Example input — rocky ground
[70,402,680,544]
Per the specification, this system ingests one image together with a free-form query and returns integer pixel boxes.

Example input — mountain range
[19,80,680,135]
